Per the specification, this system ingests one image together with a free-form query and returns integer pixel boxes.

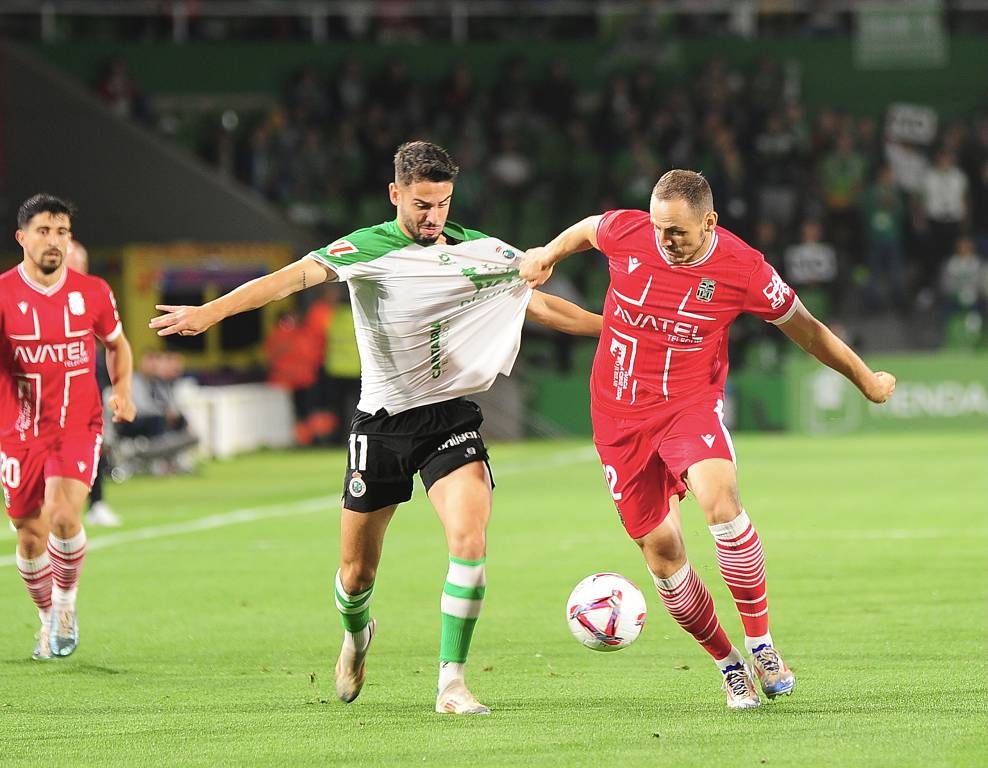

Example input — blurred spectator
[961,114,988,252]
[488,132,534,243]
[122,352,179,438]
[264,310,324,445]
[884,137,929,196]
[96,56,153,125]
[753,112,800,230]
[860,164,908,312]
[752,218,784,270]
[285,65,329,126]
[818,130,866,264]
[919,148,969,292]
[613,132,661,207]
[783,220,839,319]
[710,143,752,235]
[301,291,340,444]
[537,58,578,127]
[940,236,986,348]
[115,351,198,475]
[333,56,367,115]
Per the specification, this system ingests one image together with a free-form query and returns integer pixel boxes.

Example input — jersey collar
[387,218,464,246]
[17,263,67,295]
[386,219,413,243]
[655,229,719,268]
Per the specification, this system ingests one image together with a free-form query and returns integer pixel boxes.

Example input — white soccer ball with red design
[566,572,647,652]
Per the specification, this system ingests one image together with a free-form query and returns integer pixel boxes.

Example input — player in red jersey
[1,194,136,660]
[520,170,896,710]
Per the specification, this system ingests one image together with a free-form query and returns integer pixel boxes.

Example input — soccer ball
[566,572,647,652]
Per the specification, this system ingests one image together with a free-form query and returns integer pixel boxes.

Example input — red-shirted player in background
[520,170,896,710]
[1,194,136,660]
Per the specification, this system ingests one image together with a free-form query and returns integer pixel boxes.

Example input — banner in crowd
[786,352,987,433]
[854,0,947,70]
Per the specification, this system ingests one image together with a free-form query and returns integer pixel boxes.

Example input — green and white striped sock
[440,555,486,666]
[335,569,373,648]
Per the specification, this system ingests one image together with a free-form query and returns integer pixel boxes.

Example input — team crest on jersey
[17,301,28,314]
[68,291,86,315]
[438,252,453,264]
[348,471,367,498]
[695,278,716,303]
[495,245,517,261]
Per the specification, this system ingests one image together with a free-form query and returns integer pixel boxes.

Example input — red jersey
[592,210,798,417]
[0,264,121,441]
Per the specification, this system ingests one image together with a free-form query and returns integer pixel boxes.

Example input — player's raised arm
[526,290,602,337]
[778,302,896,404]
[150,258,336,337]
[519,215,602,288]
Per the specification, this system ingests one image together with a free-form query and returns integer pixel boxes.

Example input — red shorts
[1,430,102,519]
[592,393,736,539]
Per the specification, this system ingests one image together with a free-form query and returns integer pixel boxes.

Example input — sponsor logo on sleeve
[762,271,791,310]
[328,239,359,257]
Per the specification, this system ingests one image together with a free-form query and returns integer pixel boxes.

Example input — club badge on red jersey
[695,278,716,302]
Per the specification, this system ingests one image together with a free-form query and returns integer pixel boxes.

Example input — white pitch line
[0,496,337,568]
[0,445,601,568]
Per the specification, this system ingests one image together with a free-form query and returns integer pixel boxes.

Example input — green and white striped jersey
[306,219,532,415]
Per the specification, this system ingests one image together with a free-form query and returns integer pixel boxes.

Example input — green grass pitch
[0,431,985,767]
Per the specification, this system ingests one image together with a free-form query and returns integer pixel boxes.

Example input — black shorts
[341,398,494,512]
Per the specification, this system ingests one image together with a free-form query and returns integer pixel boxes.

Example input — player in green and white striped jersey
[151,141,601,715]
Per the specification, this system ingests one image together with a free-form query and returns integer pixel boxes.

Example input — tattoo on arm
[302,270,307,291]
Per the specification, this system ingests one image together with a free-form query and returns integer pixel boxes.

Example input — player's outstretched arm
[526,291,602,337]
[149,258,336,337]
[778,302,896,404]
[519,215,602,288]
[104,332,137,423]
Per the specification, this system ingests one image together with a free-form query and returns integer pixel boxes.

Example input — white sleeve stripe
[100,322,123,343]
[768,297,801,326]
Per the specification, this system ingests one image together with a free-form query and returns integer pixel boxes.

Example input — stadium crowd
[97,53,988,356]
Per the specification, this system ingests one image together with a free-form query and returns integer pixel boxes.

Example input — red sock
[651,562,733,660]
[47,529,87,595]
[16,551,52,612]
[710,510,769,639]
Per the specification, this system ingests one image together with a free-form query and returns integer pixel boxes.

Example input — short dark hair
[652,170,713,216]
[393,141,459,186]
[17,193,76,228]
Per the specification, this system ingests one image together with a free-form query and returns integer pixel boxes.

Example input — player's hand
[150,305,214,337]
[864,371,896,404]
[519,248,555,288]
[108,392,137,423]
